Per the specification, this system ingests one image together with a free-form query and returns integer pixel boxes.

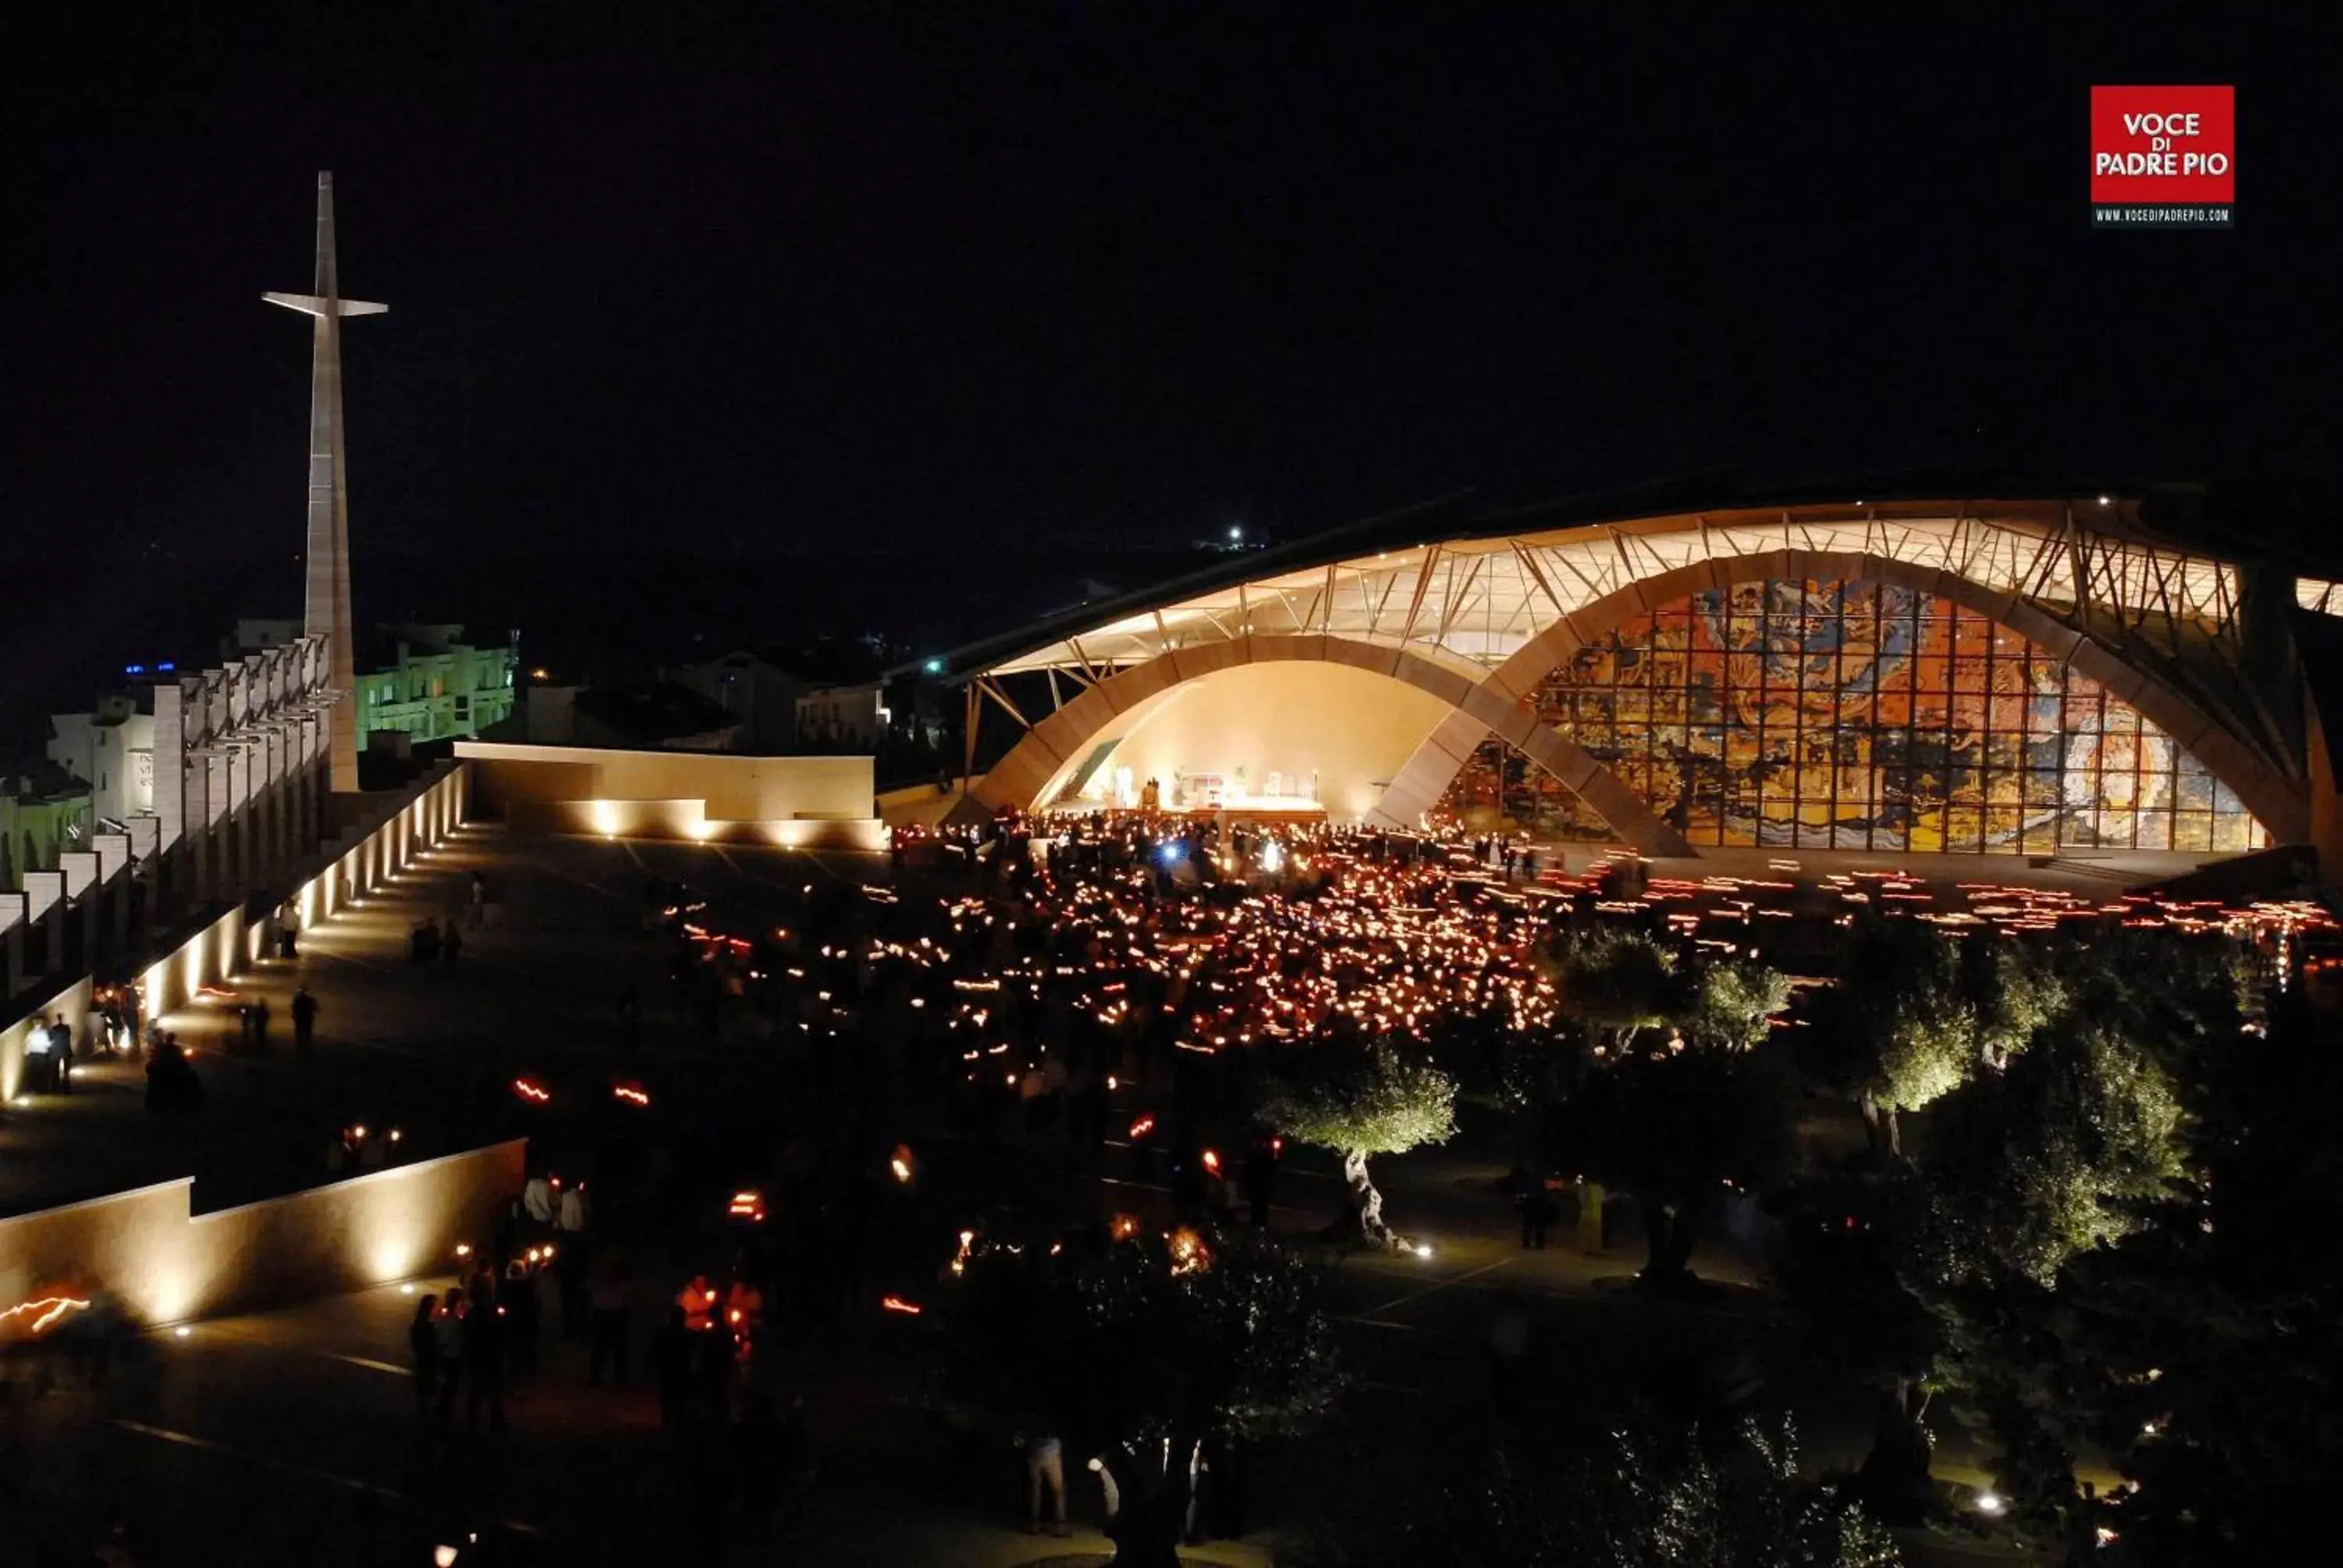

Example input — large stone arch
[968,633,1696,853]
[1370,547,2309,845]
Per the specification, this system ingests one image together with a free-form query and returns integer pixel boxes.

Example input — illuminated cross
[266,172,385,796]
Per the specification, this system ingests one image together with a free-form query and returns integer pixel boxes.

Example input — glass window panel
[2027,689,2063,738]
[1988,687,2028,735]
[1952,650,1990,695]
[1441,577,2264,860]
[2021,807,2059,855]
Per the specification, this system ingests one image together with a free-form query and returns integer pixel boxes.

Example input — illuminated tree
[1972,941,2067,1070]
[1819,920,1981,1159]
[957,1228,1338,1568]
[1922,1015,2182,1290]
[1908,1014,2184,1525]
[1555,925,1680,1053]
[1681,955,1795,1049]
[1255,1040,1457,1252]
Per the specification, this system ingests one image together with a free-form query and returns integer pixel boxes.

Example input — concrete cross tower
[266,172,385,796]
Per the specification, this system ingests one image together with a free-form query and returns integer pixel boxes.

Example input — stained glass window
[1442,578,2264,854]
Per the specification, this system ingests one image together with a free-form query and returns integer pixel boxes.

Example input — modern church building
[945,494,2343,875]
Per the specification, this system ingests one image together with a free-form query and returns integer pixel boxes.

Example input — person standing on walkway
[1020,1431,1070,1537]
[291,987,319,1057]
[522,1172,555,1228]
[441,918,464,968]
[1515,1168,1557,1250]
[250,996,271,1051]
[556,1178,589,1238]
[24,1014,56,1092]
[48,1016,75,1092]
[409,1294,441,1415]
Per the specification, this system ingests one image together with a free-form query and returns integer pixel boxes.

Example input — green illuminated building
[355,624,519,744]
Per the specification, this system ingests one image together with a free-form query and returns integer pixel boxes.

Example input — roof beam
[975,675,1033,731]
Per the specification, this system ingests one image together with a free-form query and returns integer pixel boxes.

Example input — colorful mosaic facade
[1449,578,2266,854]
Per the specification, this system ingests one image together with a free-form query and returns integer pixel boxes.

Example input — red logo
[2092,87,2234,221]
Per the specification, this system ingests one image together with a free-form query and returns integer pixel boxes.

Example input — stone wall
[458,741,883,849]
[0,1139,525,1330]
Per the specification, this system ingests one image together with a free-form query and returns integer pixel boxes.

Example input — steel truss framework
[967,501,2311,850]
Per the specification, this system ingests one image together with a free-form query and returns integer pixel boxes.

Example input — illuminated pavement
[0,824,884,1217]
[0,821,2133,1561]
[3,1276,1272,1566]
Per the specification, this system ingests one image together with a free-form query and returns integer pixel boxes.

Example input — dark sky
[5,2,2339,722]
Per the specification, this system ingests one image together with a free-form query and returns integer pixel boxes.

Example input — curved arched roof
[979,497,2241,681]
[951,492,2318,846]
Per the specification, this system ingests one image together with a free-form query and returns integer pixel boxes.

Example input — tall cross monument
[266,172,385,795]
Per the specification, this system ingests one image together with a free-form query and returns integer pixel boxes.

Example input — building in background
[0,764,94,886]
[526,681,742,752]
[797,680,890,750]
[48,689,157,825]
[354,625,519,745]
[233,619,518,747]
[666,649,807,753]
[667,633,914,755]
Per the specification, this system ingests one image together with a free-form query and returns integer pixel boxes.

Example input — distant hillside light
[924,657,944,675]
[1229,525,1243,541]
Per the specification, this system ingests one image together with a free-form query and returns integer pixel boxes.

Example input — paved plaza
[0,822,2180,1563]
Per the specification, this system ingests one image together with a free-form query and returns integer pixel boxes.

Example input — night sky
[5,2,2339,729]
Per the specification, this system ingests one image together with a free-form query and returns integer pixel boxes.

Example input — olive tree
[1256,1040,1457,1252]
[1825,921,1982,1159]
[1556,925,1681,1053]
